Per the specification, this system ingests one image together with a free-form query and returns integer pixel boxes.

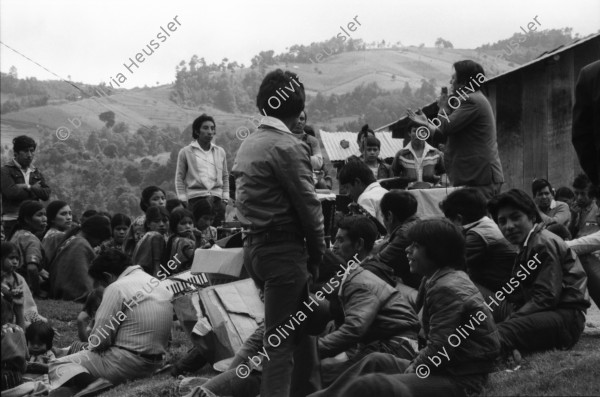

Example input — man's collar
[259,116,293,134]
[408,141,436,157]
[522,223,541,247]
[191,141,214,151]
[462,216,489,230]
[118,265,143,280]
[363,181,382,193]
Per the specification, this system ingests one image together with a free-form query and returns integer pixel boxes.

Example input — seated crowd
[1,134,599,397]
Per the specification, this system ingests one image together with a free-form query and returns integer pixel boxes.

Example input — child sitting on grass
[164,208,196,275]
[77,287,104,342]
[1,242,45,327]
[25,321,56,386]
[132,206,169,276]
[191,200,217,249]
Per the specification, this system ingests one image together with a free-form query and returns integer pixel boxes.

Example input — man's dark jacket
[508,225,590,317]
[413,267,500,376]
[318,266,419,358]
[438,90,504,187]
[232,123,325,262]
[1,162,51,218]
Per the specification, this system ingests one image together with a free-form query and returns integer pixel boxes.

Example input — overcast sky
[1,0,598,88]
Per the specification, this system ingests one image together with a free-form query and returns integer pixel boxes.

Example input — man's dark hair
[89,248,132,280]
[81,209,98,220]
[25,321,55,350]
[380,191,417,223]
[192,114,216,139]
[531,178,554,196]
[364,136,381,149]
[304,125,316,137]
[256,69,305,119]
[13,135,37,153]
[555,186,575,201]
[337,215,378,252]
[440,188,488,224]
[338,158,376,186]
[487,189,542,224]
[407,218,465,269]
[453,60,485,91]
[81,215,112,243]
[572,173,599,199]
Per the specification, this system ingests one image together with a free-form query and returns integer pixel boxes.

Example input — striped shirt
[89,265,173,355]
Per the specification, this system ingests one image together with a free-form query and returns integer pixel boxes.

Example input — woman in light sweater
[175,114,229,227]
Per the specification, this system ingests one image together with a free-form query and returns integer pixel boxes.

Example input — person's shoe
[505,348,522,370]
[154,363,174,375]
[177,377,210,395]
[73,378,113,397]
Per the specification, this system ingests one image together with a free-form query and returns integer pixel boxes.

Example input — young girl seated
[77,287,104,342]
[191,200,217,249]
[164,208,196,275]
[132,206,169,275]
[1,242,45,327]
[1,295,27,392]
[8,201,47,298]
[310,219,501,397]
[122,216,146,257]
[25,321,56,375]
[101,214,131,252]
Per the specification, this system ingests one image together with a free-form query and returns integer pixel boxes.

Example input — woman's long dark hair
[8,200,45,240]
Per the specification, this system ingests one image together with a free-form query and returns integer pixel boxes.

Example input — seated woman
[309,219,500,397]
[487,189,590,358]
[48,216,111,301]
[8,201,47,298]
[41,200,73,265]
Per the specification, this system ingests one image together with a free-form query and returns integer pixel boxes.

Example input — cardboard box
[191,247,244,277]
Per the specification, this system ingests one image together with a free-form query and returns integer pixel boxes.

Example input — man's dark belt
[115,346,164,362]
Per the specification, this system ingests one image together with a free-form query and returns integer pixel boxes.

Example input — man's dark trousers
[243,235,319,397]
[497,308,585,353]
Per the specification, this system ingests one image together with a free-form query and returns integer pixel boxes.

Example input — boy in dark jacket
[487,189,590,358]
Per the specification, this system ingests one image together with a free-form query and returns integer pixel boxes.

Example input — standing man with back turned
[232,69,325,397]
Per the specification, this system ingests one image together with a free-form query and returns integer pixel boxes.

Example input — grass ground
[37,300,600,397]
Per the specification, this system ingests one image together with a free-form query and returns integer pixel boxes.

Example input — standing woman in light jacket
[175,114,229,227]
